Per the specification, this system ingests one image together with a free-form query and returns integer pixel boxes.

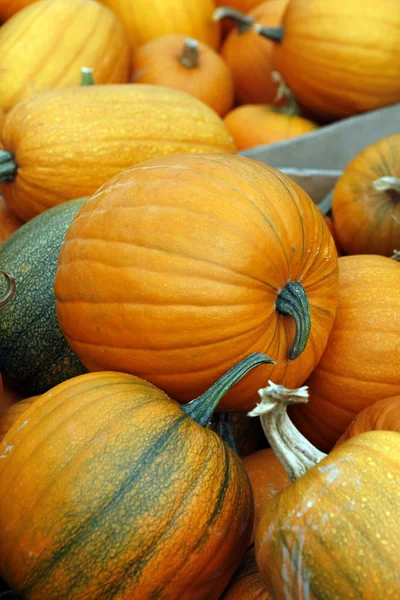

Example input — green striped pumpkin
[0,354,272,600]
[0,199,87,395]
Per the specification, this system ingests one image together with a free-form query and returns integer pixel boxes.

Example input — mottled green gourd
[0,199,88,395]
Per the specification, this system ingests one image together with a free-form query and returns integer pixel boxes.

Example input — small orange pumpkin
[332,134,400,256]
[0,197,23,244]
[336,395,400,446]
[216,1,289,105]
[131,35,234,116]
[0,0,131,112]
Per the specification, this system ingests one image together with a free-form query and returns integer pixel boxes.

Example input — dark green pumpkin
[0,199,87,395]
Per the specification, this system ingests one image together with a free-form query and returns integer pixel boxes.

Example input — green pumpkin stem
[253,22,284,43]
[276,281,311,360]
[372,176,400,198]
[0,270,16,308]
[80,66,95,86]
[391,249,400,261]
[181,353,275,427]
[0,151,17,183]
[212,7,255,34]
[271,71,299,115]
[179,38,200,68]
[248,382,326,482]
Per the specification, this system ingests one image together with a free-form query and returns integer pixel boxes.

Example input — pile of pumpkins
[0,0,399,598]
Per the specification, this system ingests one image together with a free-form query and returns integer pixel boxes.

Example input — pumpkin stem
[372,176,400,199]
[253,22,284,43]
[391,249,400,261]
[179,38,200,68]
[0,270,16,308]
[248,381,326,482]
[80,66,95,86]
[212,7,255,34]
[271,71,300,115]
[0,150,17,183]
[181,353,275,427]
[275,281,311,360]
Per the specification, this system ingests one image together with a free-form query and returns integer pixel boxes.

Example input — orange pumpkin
[0,85,235,222]
[221,548,271,599]
[0,354,268,599]
[0,197,23,244]
[131,35,234,116]
[0,0,131,112]
[251,381,400,599]
[0,395,39,441]
[97,0,220,50]
[0,0,38,22]
[336,395,400,446]
[217,1,288,105]
[55,153,339,412]
[290,254,400,451]
[224,103,317,150]
[332,134,400,256]
[323,215,342,256]
[255,0,400,121]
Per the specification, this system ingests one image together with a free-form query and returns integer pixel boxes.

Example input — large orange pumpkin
[97,0,220,50]
[0,197,23,244]
[0,0,131,113]
[55,153,339,412]
[217,1,289,105]
[0,354,269,599]
[0,85,235,222]
[290,254,400,451]
[332,134,400,256]
[251,381,400,599]
[255,0,400,121]
[131,35,234,116]
[336,395,400,446]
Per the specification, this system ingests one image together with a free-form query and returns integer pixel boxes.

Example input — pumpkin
[336,395,400,446]
[332,134,400,256]
[250,381,400,599]
[0,85,235,222]
[55,153,339,413]
[220,548,271,599]
[0,0,131,113]
[255,0,400,121]
[0,199,88,396]
[323,215,342,256]
[216,1,289,106]
[290,254,400,452]
[0,0,38,22]
[242,448,290,541]
[131,35,234,117]
[0,395,38,441]
[224,103,317,150]
[0,353,271,599]
[0,198,23,244]
[97,0,220,50]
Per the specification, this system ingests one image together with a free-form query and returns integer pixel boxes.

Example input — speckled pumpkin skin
[255,431,400,599]
[0,371,253,600]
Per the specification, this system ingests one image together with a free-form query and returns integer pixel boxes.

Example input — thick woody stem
[213,7,255,34]
[372,176,400,196]
[179,39,200,69]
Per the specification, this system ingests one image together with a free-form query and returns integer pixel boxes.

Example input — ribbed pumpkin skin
[255,431,400,598]
[221,0,289,106]
[332,134,400,256]
[0,199,87,396]
[0,372,253,600]
[290,255,400,451]
[55,153,339,412]
[224,104,317,150]
[336,395,400,446]
[131,35,234,117]
[97,0,220,50]
[0,198,23,244]
[0,0,38,22]
[0,396,38,441]
[0,0,131,112]
[0,85,236,222]
[274,0,400,121]
[221,549,271,599]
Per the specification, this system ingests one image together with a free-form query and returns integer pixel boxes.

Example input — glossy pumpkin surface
[0,0,131,112]
[0,370,253,599]
[256,430,400,598]
[290,254,400,451]
[0,198,23,244]
[332,134,400,256]
[272,0,400,121]
[336,395,400,446]
[131,35,234,116]
[221,549,271,599]
[224,104,317,150]
[0,84,235,222]
[97,0,220,50]
[55,153,339,412]
[0,199,87,396]
[220,0,289,106]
